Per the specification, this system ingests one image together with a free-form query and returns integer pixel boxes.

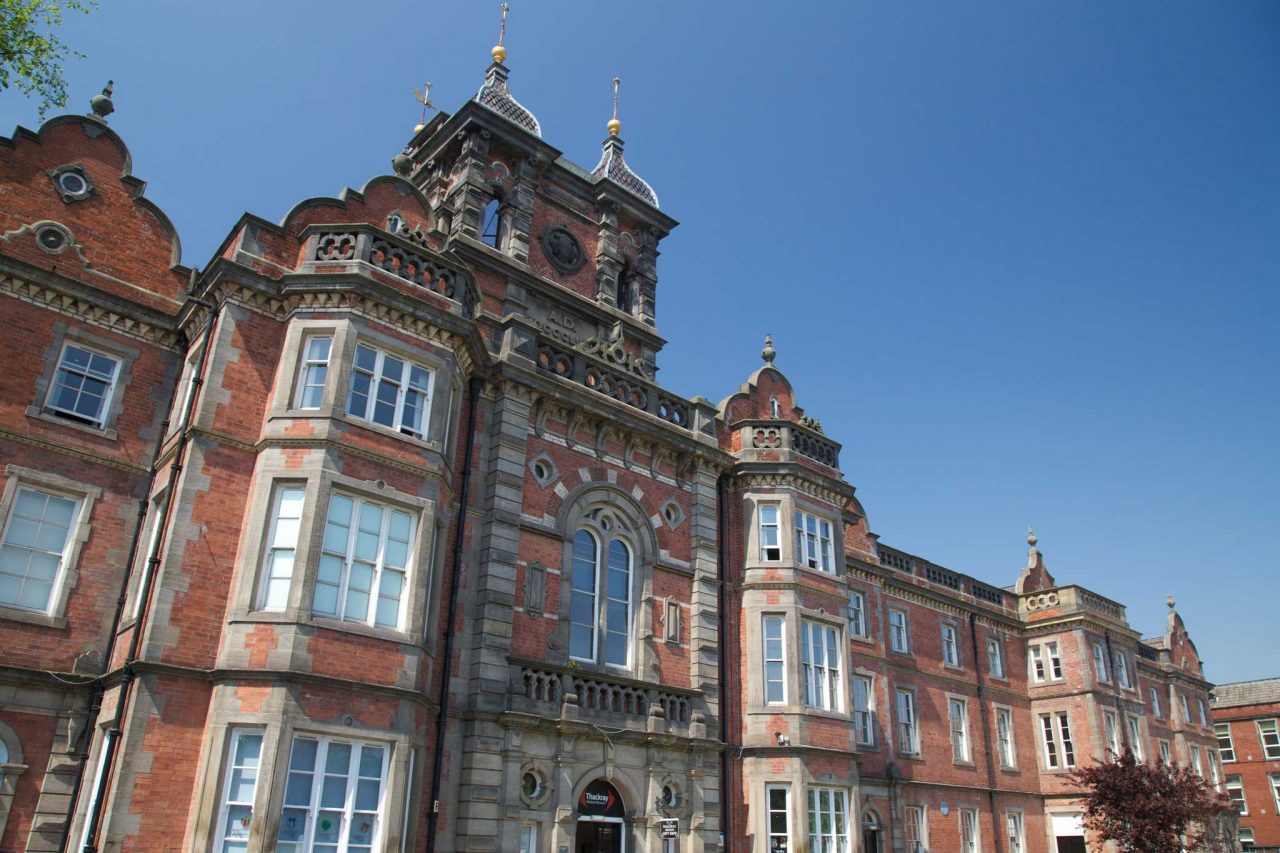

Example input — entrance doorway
[862,809,883,853]
[576,779,627,853]
[577,820,623,853]
[1056,837,1086,853]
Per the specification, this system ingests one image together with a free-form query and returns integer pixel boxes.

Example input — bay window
[808,787,850,853]
[801,621,842,711]
[794,509,834,572]
[345,344,433,439]
[314,494,414,629]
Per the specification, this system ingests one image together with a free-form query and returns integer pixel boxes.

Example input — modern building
[1213,679,1280,853]
[0,31,1221,853]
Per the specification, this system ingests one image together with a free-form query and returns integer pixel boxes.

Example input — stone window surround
[894,684,922,759]
[743,492,843,576]
[228,462,440,644]
[1037,710,1076,771]
[852,668,878,749]
[266,317,460,458]
[986,633,1008,681]
[993,702,1018,769]
[0,464,100,628]
[946,692,974,765]
[848,588,870,642]
[888,605,912,656]
[940,620,963,670]
[186,705,416,852]
[26,322,142,441]
[0,719,27,844]
[799,617,845,714]
[551,484,658,681]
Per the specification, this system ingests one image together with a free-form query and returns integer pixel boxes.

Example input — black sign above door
[578,780,625,818]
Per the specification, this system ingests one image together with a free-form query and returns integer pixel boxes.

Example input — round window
[57,171,88,196]
[521,771,542,799]
[36,226,68,253]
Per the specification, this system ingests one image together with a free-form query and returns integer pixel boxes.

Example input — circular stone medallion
[539,225,586,273]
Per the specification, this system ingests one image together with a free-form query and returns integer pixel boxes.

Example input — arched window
[569,508,633,667]
[616,259,633,314]
[481,196,503,248]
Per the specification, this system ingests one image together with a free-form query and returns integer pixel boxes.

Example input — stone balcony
[736,419,841,470]
[509,659,706,739]
[1019,584,1128,624]
[298,223,478,318]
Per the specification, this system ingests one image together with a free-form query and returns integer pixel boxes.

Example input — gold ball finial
[413,122,426,135]
[492,3,509,64]
[492,44,507,63]
[607,118,622,136]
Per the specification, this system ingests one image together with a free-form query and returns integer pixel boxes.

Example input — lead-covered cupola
[592,77,659,208]
[473,3,542,137]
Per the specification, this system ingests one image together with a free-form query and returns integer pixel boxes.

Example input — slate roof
[1212,677,1280,708]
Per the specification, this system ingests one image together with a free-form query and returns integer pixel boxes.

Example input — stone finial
[762,333,776,364]
[1027,526,1037,548]
[392,147,413,176]
[1015,526,1056,594]
[1167,593,1176,610]
[90,81,114,120]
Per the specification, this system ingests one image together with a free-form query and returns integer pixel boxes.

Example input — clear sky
[3,2,1276,683]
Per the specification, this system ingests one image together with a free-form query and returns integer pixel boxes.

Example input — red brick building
[1213,679,1280,853]
[0,35,1221,853]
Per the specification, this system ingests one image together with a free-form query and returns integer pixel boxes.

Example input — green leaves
[0,0,96,117]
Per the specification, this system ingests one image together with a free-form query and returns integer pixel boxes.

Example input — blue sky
[3,2,1276,683]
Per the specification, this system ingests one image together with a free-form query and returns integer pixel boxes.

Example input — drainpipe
[1102,633,1129,753]
[425,377,481,853]
[717,473,731,851]
[79,296,221,853]
[968,613,1005,853]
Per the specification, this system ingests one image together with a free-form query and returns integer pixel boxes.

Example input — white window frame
[569,518,635,668]
[1197,698,1209,728]
[1046,641,1063,679]
[759,503,781,561]
[763,615,786,705]
[1208,750,1221,787]
[853,675,875,746]
[808,787,851,853]
[1159,739,1172,766]
[888,607,910,654]
[1239,827,1255,850]
[44,341,121,429]
[904,805,926,853]
[1126,715,1143,761]
[1216,723,1236,762]
[1180,692,1192,725]
[941,624,961,667]
[256,484,306,611]
[1040,712,1075,769]
[960,808,979,853]
[794,509,835,572]
[848,590,868,639]
[212,729,264,853]
[949,698,970,762]
[294,335,334,409]
[1029,642,1061,682]
[1225,775,1246,814]
[986,637,1005,678]
[1258,720,1280,760]
[995,705,1016,768]
[275,733,390,852]
[1150,686,1163,720]
[896,689,919,755]
[1191,744,1203,777]
[801,621,842,711]
[1270,773,1280,815]
[345,342,434,440]
[0,469,96,623]
[1115,652,1132,690]
[1006,811,1025,853]
[1103,710,1120,756]
[766,785,792,853]
[1092,641,1110,683]
[313,492,416,630]
[519,822,537,853]
[0,485,83,615]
